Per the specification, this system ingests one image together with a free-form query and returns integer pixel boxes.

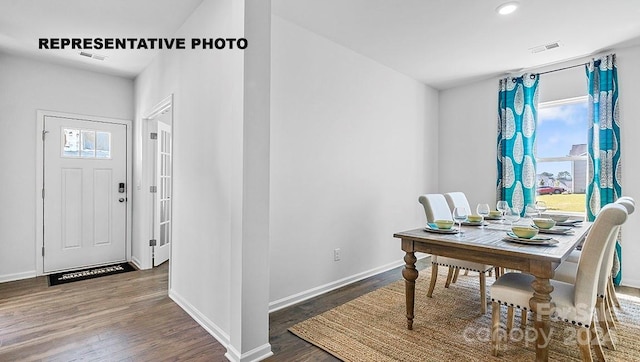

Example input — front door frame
[35,110,133,276]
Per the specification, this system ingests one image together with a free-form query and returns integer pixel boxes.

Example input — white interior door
[153,121,172,266]
[43,116,128,273]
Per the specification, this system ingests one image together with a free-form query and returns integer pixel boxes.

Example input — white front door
[43,115,128,273]
[153,121,172,266]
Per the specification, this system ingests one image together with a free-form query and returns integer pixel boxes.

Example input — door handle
[119,198,126,203]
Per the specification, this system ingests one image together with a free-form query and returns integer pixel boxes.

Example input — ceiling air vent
[78,51,107,61]
[529,41,560,54]
[545,42,560,50]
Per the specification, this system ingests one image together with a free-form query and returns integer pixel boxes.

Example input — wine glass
[525,204,537,219]
[504,207,521,226]
[496,200,509,223]
[535,201,547,217]
[452,207,468,236]
[476,203,490,228]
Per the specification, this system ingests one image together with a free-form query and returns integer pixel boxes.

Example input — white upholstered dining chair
[552,197,635,350]
[560,196,635,312]
[444,192,500,280]
[418,193,494,314]
[490,203,628,360]
[565,196,635,264]
[444,192,472,217]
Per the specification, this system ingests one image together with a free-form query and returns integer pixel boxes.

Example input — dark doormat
[48,262,137,286]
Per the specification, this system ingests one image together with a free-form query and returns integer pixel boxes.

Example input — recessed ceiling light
[496,1,520,15]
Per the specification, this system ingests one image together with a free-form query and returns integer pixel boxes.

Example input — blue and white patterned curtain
[497,74,539,215]
[586,54,622,284]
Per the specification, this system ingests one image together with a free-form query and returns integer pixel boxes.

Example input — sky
[535,100,588,178]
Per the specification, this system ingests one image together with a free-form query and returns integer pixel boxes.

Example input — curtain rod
[510,52,614,79]
[535,62,589,76]
[511,61,588,80]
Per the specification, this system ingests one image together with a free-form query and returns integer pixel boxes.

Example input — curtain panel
[497,74,539,215]
[586,54,622,284]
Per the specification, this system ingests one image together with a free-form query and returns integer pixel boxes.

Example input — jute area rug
[289,267,640,361]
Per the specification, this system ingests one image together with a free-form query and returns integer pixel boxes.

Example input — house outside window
[536,96,588,214]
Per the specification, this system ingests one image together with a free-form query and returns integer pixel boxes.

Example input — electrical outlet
[333,248,341,261]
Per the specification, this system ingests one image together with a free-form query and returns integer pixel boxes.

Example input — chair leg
[590,322,606,362]
[604,294,617,331]
[427,263,438,298]
[575,326,594,362]
[491,301,501,357]
[494,266,501,279]
[445,266,455,288]
[605,292,618,327]
[609,275,621,308]
[596,297,616,350]
[520,310,527,329]
[452,268,460,283]
[464,269,469,276]
[479,272,487,314]
[506,306,514,331]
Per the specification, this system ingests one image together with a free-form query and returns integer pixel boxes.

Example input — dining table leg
[530,276,554,362]
[402,251,418,330]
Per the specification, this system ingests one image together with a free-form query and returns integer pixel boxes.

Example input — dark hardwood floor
[7,257,635,361]
[265,257,431,361]
[0,258,429,361]
[0,263,227,361]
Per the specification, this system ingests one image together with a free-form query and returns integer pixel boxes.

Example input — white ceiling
[273,0,640,89]
[1,0,640,88]
[0,0,204,78]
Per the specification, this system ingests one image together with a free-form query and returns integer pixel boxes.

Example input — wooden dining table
[393,221,592,362]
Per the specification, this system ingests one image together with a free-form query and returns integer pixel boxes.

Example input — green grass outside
[537,193,586,213]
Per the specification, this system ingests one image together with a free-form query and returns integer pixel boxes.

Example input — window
[535,96,588,214]
[62,128,111,159]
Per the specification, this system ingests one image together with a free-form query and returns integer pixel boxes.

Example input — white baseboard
[620,278,640,289]
[225,343,273,362]
[168,289,230,348]
[130,256,143,270]
[268,254,429,313]
[0,270,36,283]
[169,256,427,360]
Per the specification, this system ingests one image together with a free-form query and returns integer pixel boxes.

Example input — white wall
[438,78,497,209]
[134,0,238,346]
[0,53,133,282]
[439,44,640,287]
[615,45,640,287]
[134,1,272,360]
[269,16,439,308]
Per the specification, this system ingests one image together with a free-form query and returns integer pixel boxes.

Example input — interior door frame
[35,110,133,276]
[141,94,173,270]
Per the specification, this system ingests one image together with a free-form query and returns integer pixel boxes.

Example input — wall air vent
[78,51,107,61]
[529,41,560,54]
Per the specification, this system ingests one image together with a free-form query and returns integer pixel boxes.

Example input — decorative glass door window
[81,130,95,157]
[96,132,111,158]
[62,128,111,159]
